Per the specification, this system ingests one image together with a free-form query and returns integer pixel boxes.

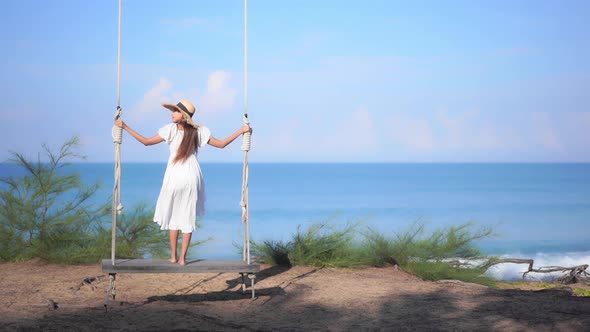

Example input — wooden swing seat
[102,259,260,274]
[102,259,260,302]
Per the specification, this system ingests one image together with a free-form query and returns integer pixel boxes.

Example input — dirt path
[1,260,589,331]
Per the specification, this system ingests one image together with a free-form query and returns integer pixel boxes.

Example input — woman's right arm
[115,120,164,146]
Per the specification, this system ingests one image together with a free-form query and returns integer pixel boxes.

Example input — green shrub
[251,239,292,266]
[359,222,493,267]
[0,137,183,263]
[0,137,107,263]
[378,221,496,285]
[413,222,493,262]
[253,220,497,286]
[253,222,361,268]
[102,203,170,259]
[362,223,426,267]
[357,227,400,266]
[404,260,496,287]
[288,222,360,268]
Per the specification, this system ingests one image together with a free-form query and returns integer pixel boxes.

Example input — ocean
[1,162,589,280]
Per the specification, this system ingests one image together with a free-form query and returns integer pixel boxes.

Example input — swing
[102,0,259,303]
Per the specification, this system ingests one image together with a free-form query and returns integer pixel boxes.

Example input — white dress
[153,123,211,233]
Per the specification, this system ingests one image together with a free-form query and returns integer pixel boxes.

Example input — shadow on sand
[3,266,590,331]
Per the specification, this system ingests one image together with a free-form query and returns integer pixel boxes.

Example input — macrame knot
[241,114,251,151]
[112,106,123,144]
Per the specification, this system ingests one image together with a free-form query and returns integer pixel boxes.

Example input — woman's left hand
[114,119,126,129]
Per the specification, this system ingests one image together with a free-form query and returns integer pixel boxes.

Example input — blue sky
[1,0,589,163]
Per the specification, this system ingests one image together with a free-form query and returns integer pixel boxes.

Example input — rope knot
[112,126,123,144]
[241,132,251,151]
[112,106,123,144]
[241,114,251,151]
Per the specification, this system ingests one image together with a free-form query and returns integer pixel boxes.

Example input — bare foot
[169,257,177,264]
[179,259,186,266]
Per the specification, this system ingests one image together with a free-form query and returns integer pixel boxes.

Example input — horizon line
[2,161,590,165]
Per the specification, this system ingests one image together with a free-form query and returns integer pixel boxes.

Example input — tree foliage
[0,137,169,263]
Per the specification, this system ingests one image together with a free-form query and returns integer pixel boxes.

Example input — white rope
[110,0,251,266]
[111,0,124,266]
[241,0,252,265]
[116,0,122,109]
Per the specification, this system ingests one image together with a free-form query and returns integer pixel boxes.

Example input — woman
[115,99,251,265]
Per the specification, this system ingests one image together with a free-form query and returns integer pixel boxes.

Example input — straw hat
[162,99,199,128]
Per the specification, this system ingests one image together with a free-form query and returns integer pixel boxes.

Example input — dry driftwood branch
[556,264,589,284]
[481,258,534,272]
[447,259,475,269]
[482,258,589,284]
[524,264,589,283]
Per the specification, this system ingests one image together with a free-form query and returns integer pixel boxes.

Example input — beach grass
[404,261,496,287]
[253,220,498,286]
[252,222,361,268]
[573,288,590,296]
[288,222,361,268]
[251,239,292,266]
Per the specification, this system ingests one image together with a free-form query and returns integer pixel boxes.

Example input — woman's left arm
[208,124,252,149]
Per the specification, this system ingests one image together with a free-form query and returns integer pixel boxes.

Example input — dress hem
[153,220,195,234]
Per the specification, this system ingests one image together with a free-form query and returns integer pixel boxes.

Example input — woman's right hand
[115,120,126,129]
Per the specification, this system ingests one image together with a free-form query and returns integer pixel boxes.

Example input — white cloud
[125,77,175,125]
[345,106,378,149]
[200,70,236,112]
[314,106,378,156]
[572,112,590,147]
[382,109,590,161]
[255,106,378,161]
[255,117,302,159]
[387,112,436,150]
[250,106,590,162]
[434,108,514,150]
[116,69,590,162]
[530,111,563,150]
[133,77,173,114]
[127,71,236,122]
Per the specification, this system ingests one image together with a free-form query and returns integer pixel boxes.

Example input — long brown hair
[173,121,200,164]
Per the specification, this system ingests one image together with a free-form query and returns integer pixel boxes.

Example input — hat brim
[162,103,199,128]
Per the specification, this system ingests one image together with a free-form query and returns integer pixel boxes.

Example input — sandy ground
[1,259,589,331]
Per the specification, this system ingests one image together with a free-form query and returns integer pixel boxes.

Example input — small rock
[46,299,59,310]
